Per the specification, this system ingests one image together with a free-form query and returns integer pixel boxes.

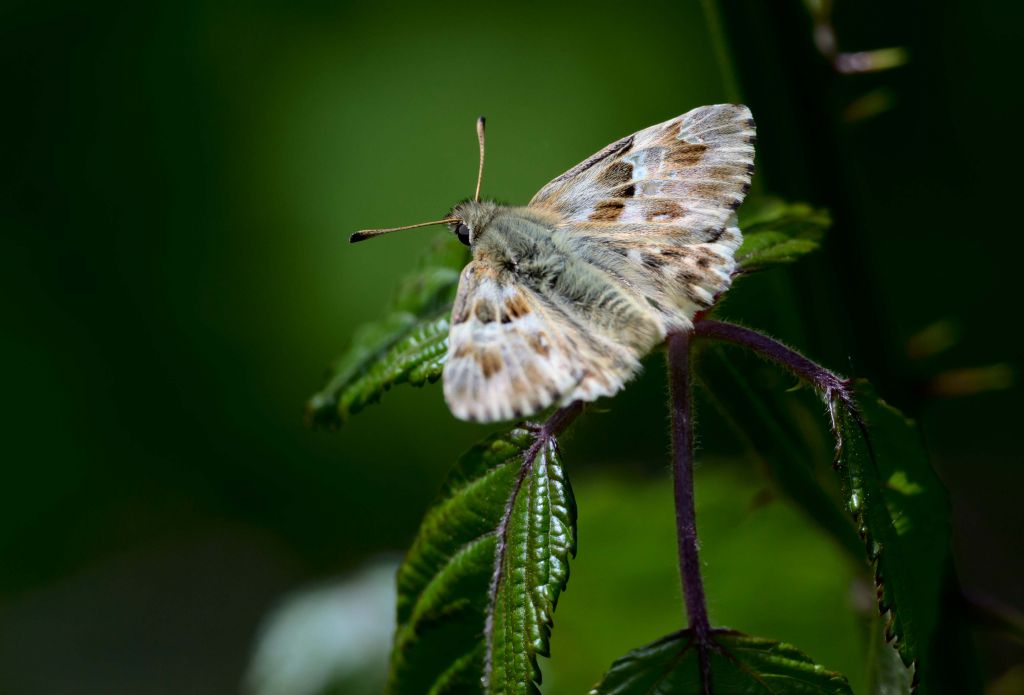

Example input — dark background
[2,1,1021,693]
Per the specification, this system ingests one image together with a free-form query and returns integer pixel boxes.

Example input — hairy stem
[693,319,863,460]
[482,400,583,685]
[694,320,846,393]
[666,330,713,694]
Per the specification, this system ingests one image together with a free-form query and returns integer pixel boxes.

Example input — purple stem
[693,319,862,459]
[666,330,713,694]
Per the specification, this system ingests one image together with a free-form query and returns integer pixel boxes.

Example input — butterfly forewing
[530,104,755,231]
[533,104,754,331]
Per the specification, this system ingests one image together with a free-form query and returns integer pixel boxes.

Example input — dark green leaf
[865,616,914,695]
[837,382,953,689]
[388,427,576,694]
[306,237,468,427]
[590,629,852,694]
[736,197,830,273]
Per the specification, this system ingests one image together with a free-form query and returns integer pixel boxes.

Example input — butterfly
[351,105,755,423]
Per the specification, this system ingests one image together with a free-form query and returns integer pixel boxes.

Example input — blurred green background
[2,0,1021,693]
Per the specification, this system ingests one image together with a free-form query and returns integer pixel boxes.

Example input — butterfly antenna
[350,117,485,244]
[349,217,459,244]
[474,116,486,202]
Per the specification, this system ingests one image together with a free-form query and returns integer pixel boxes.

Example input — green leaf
[736,197,830,273]
[306,237,468,428]
[388,426,576,694]
[865,615,914,695]
[837,382,953,689]
[590,629,853,694]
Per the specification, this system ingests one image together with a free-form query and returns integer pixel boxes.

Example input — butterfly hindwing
[442,261,638,422]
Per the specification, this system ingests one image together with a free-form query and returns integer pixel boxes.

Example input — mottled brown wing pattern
[530,104,755,231]
[531,104,756,330]
[442,261,638,422]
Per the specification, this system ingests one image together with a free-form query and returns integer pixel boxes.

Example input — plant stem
[694,320,845,393]
[693,319,861,457]
[666,330,713,694]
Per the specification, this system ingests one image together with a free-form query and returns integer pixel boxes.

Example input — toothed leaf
[306,237,468,427]
[590,630,852,694]
[736,197,830,273]
[388,426,576,694]
[836,382,952,690]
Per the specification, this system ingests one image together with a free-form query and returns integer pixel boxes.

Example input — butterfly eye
[454,222,471,246]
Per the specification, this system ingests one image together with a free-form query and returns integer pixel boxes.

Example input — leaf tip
[304,392,342,430]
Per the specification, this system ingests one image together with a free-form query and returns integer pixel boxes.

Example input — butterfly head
[447,200,498,247]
